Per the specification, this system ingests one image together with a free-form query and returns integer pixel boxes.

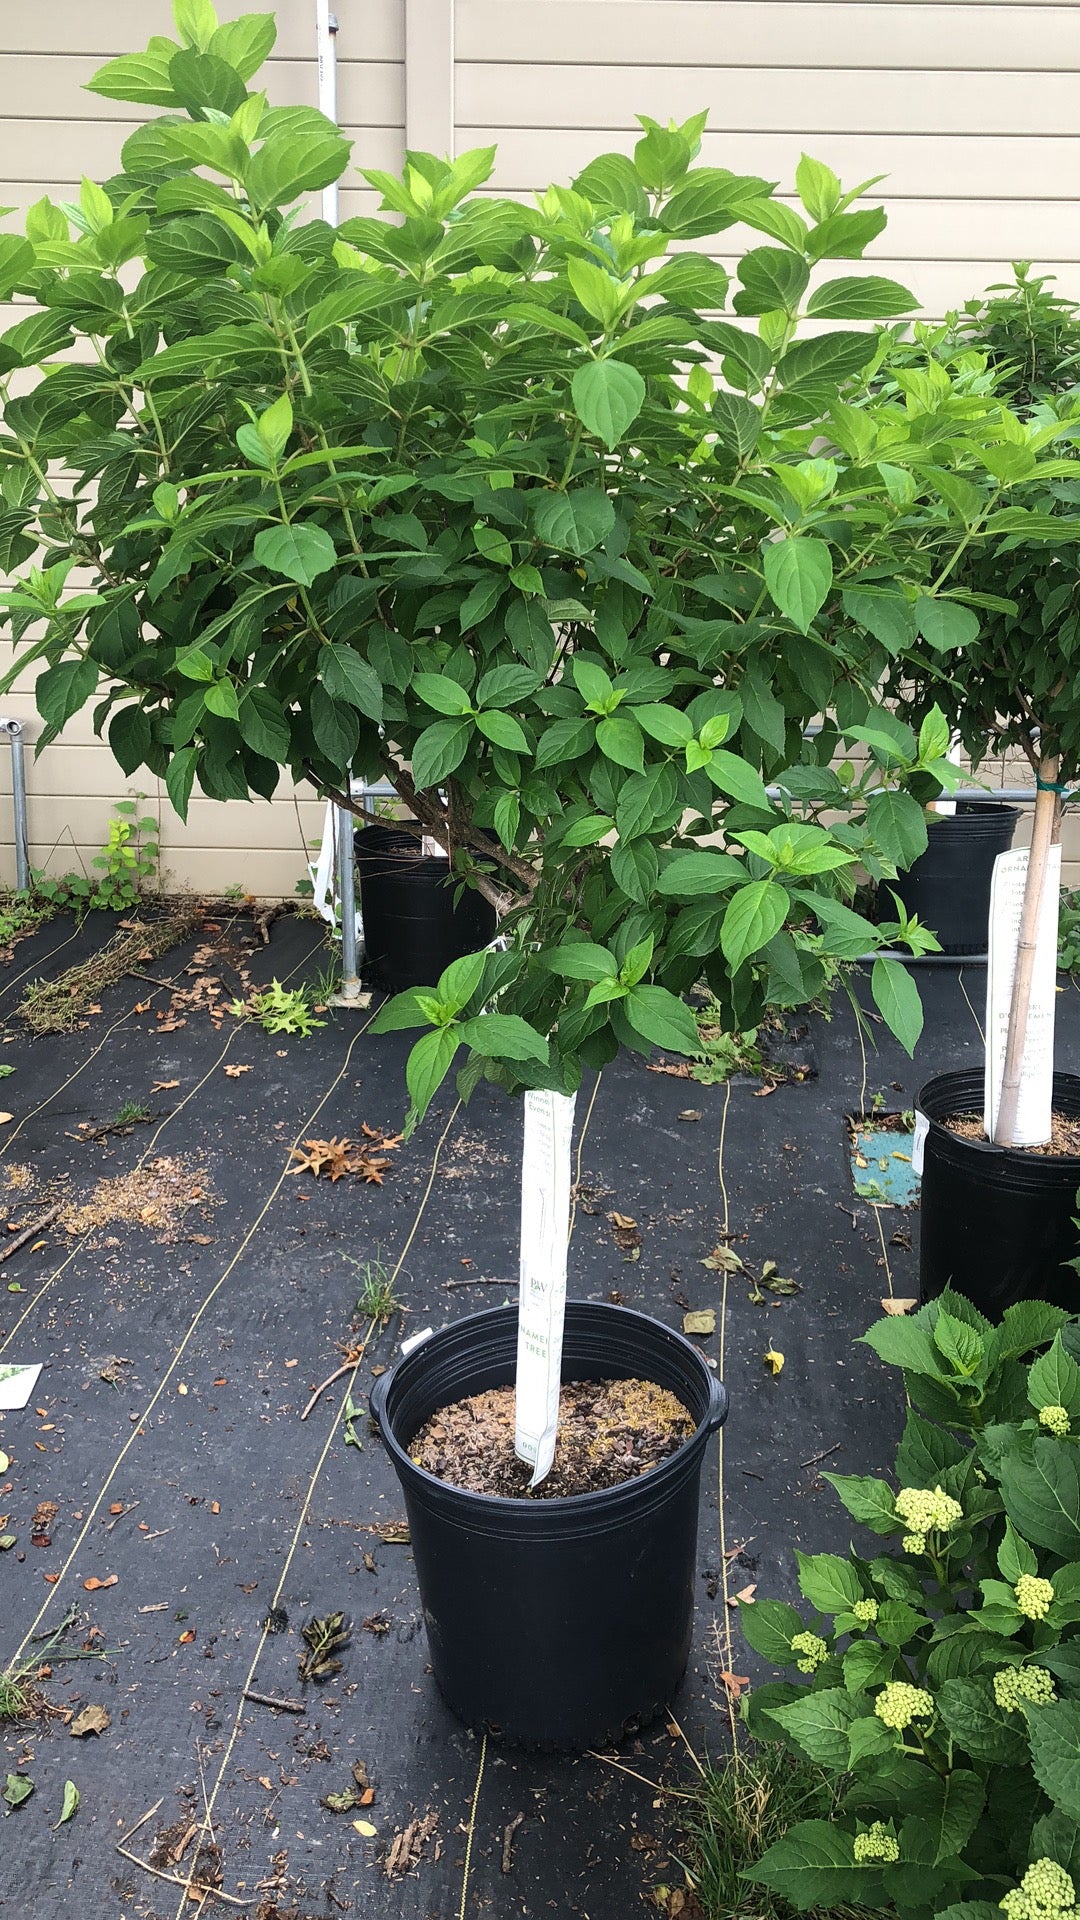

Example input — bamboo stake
[993,754,1061,1147]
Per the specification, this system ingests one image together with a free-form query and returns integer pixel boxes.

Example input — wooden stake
[994,755,1061,1147]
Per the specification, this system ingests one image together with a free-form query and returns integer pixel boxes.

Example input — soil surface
[411,1377,695,1498]
[944,1108,1080,1155]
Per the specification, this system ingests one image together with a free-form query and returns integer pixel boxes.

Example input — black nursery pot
[888,802,1020,955]
[354,823,496,993]
[369,1301,728,1749]
[917,1069,1080,1316]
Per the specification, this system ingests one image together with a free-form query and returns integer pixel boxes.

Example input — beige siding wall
[1,1,1078,892]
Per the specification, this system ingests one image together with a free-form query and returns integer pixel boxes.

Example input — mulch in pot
[943,1109,1080,1156]
[409,1376,695,1499]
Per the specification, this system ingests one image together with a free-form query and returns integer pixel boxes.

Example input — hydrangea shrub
[740,1290,1080,1920]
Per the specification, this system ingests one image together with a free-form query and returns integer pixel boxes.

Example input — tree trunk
[993,755,1061,1147]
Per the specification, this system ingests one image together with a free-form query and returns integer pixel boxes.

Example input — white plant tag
[984,844,1060,1147]
[911,1111,929,1178]
[514,1088,577,1488]
[0,1362,42,1412]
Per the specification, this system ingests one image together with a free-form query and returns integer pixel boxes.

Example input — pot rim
[916,1069,1080,1168]
[370,1299,728,1515]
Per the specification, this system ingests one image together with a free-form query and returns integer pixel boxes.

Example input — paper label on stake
[515,1088,577,1488]
[0,1363,42,1412]
[910,1111,929,1178]
[984,844,1061,1146]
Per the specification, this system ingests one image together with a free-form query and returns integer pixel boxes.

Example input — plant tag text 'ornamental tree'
[3,3,1077,1471]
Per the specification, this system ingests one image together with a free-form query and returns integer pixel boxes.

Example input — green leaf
[659,167,774,240]
[457,573,505,631]
[1029,1336,1080,1419]
[174,0,218,50]
[795,154,841,223]
[843,588,917,654]
[169,47,248,115]
[52,1780,80,1830]
[245,127,351,209]
[859,1315,942,1378]
[209,12,277,81]
[777,331,877,391]
[436,950,490,1013]
[762,538,833,633]
[999,1438,1080,1558]
[657,851,747,898]
[36,657,98,732]
[866,790,929,868]
[405,1027,461,1125]
[733,247,809,317]
[237,685,290,762]
[711,390,762,457]
[914,596,981,651]
[997,1519,1038,1584]
[895,1410,967,1487]
[543,942,617,982]
[622,985,699,1055]
[703,752,772,809]
[990,1301,1072,1365]
[738,1597,805,1662]
[476,664,541,709]
[595,715,644,772]
[796,1552,863,1614]
[320,644,382,722]
[806,276,918,320]
[253,522,337,586]
[86,49,181,107]
[476,709,530,752]
[369,987,436,1033]
[568,258,626,329]
[822,1472,897,1534]
[936,1677,1029,1766]
[899,1770,985,1866]
[412,672,472,717]
[532,489,615,557]
[561,814,613,848]
[748,1820,879,1908]
[633,704,694,748]
[571,359,646,450]
[411,718,472,790]
[3,1773,34,1809]
[572,152,650,220]
[872,958,924,1057]
[459,1013,547,1063]
[720,880,789,971]
[767,1690,870,1770]
[166,746,198,820]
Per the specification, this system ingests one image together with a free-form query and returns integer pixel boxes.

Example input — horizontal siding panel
[0,55,404,127]
[457,64,1080,136]
[482,130,1080,201]
[458,1,1080,69]
[2,0,404,62]
[7,791,321,855]
[0,121,403,185]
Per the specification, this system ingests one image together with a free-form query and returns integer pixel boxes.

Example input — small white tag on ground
[0,1362,42,1411]
[911,1111,929,1178]
[514,1088,577,1488]
[984,843,1061,1146]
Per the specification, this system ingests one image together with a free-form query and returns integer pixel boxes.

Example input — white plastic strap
[514,1088,577,1488]
[911,1110,929,1178]
[984,843,1061,1147]
[307,797,363,939]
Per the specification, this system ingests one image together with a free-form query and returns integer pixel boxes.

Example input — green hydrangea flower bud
[852,1599,879,1624]
[1000,1858,1076,1920]
[854,1821,899,1864]
[993,1666,1058,1712]
[1038,1405,1071,1438]
[902,1532,926,1555]
[874,1681,934,1730]
[790,1630,828,1675]
[894,1485,964,1533]
[1014,1574,1055,1621]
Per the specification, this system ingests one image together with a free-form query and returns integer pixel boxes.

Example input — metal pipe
[0,718,29,891]
[335,796,362,1000]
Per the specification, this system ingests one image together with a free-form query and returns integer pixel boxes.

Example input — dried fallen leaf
[0,1451,8,1475]
[108,1503,124,1516]
[82,1574,117,1592]
[683,1310,716,1336]
[352,1819,377,1837]
[223,1064,252,1078]
[178,1629,196,1644]
[727,1583,757,1608]
[134,999,151,1014]
[70,1703,110,1738]
[677,1109,702,1122]
[0,1114,12,1126]
[701,1246,742,1274]
[763,1347,785,1376]
[150,1080,180,1093]
[607,1211,637,1231]
[210,1501,220,1515]
[880,1297,918,1316]
[716,1669,751,1701]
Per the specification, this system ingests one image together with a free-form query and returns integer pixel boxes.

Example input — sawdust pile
[61,1156,212,1241]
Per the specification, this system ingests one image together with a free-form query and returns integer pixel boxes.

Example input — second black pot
[370,1302,728,1749]
[917,1069,1080,1315]
[888,801,1020,955]
[354,823,496,993]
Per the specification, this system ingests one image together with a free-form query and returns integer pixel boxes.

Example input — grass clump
[350,1254,400,1324]
[0,1672,29,1721]
[682,1744,855,1920]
